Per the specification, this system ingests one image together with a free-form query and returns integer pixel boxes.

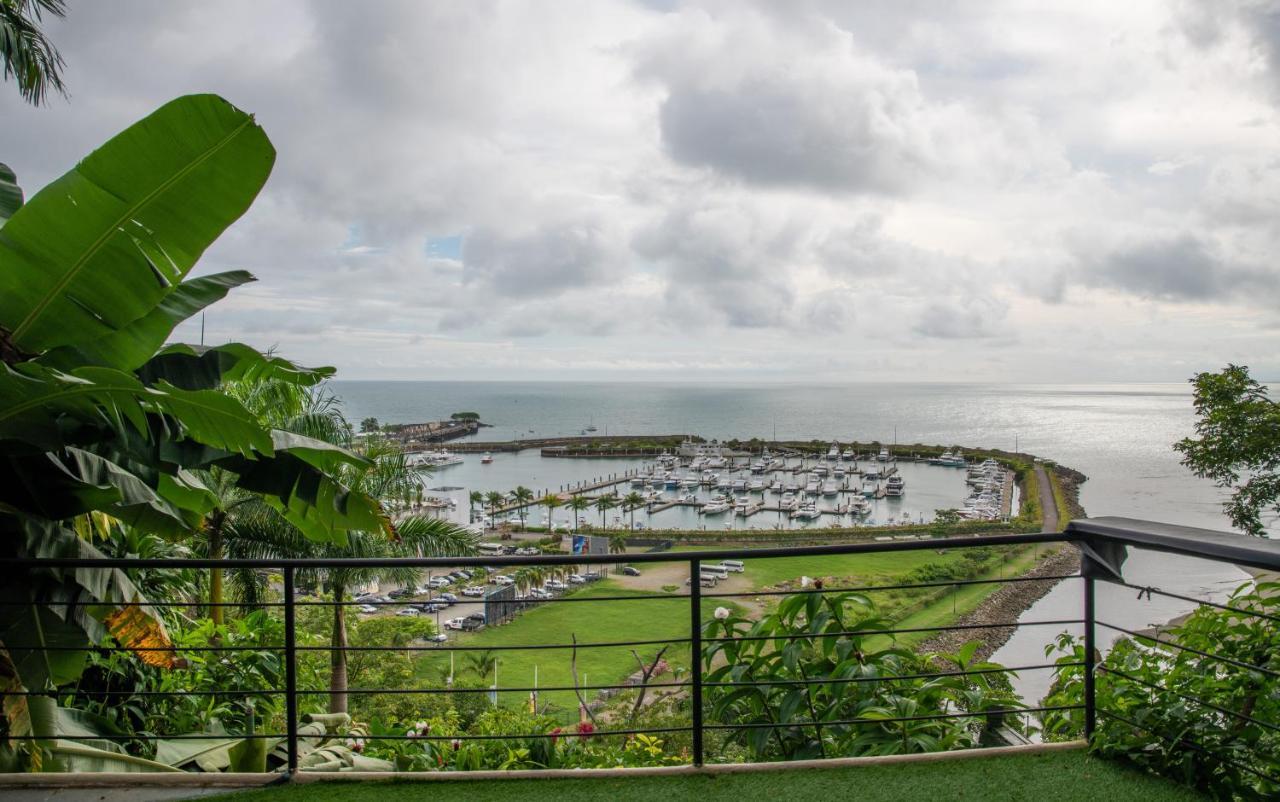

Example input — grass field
[413,585,701,714]
[214,748,1205,802]
[413,541,1053,718]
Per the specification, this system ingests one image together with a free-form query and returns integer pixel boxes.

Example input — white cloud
[2,0,1279,381]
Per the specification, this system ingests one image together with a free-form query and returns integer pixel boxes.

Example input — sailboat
[584,415,598,433]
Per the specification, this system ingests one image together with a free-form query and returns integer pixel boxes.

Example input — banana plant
[0,95,390,765]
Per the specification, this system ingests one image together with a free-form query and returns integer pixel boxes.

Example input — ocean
[330,380,1259,704]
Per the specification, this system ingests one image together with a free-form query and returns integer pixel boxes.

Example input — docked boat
[790,501,820,520]
[877,447,890,461]
[863,466,882,480]
[841,448,855,461]
[681,476,700,489]
[804,476,820,495]
[748,478,765,493]
[885,475,905,497]
[822,479,840,496]
[732,477,748,493]
[480,453,494,464]
[701,496,732,515]
[827,443,840,460]
[630,476,647,488]
[861,481,878,498]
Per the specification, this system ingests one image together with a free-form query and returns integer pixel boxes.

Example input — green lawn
[673,544,971,589]
[213,749,1205,802]
[415,586,696,714]
[420,545,1056,716]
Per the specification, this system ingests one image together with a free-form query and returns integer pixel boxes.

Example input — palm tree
[512,486,534,531]
[484,491,505,528]
[469,490,483,523]
[0,0,67,106]
[594,495,616,529]
[468,649,498,680]
[224,438,476,713]
[542,494,563,532]
[622,491,645,532]
[568,495,591,534]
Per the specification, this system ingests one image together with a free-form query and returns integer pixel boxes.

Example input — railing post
[1083,573,1096,741]
[689,558,704,767]
[283,566,299,776]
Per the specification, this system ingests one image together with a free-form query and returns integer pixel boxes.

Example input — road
[1035,464,1059,532]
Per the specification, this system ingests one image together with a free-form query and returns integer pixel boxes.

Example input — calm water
[331,380,1258,705]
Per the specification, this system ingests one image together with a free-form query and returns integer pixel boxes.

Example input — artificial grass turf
[211,749,1205,802]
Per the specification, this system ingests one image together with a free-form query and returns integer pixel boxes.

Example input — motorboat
[701,496,732,515]
[885,475,905,497]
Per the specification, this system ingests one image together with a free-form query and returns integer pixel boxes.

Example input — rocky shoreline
[917,543,1082,660]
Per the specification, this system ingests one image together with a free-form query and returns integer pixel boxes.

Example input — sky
[4,0,1280,383]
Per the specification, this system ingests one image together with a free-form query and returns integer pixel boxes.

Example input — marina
[409,440,1015,533]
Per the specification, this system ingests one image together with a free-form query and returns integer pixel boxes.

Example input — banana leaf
[37,271,257,372]
[137,342,335,391]
[50,741,182,773]
[0,94,275,355]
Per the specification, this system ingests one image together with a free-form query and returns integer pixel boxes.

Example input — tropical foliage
[0,94,403,768]
[703,592,1022,761]
[0,0,66,106]
[1043,581,1279,800]
[1176,364,1280,537]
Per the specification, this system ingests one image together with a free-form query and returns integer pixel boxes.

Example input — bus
[477,542,506,557]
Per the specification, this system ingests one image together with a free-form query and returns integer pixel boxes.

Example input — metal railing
[2,516,1278,779]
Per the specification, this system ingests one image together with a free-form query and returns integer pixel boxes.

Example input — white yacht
[790,501,821,520]
[827,443,840,460]
[480,453,494,464]
[886,475,905,497]
[748,478,765,493]
[822,479,840,496]
[841,448,855,461]
[701,496,732,515]
[877,447,890,461]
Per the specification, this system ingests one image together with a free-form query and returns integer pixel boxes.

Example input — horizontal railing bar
[1098,665,1280,734]
[4,726,694,742]
[704,705,1081,731]
[296,637,692,652]
[1096,621,1280,679]
[703,661,1083,688]
[698,573,1082,600]
[1097,708,1280,785]
[0,531,1069,570]
[1110,580,1280,624]
[0,573,1085,610]
[15,662,1083,699]
[704,618,1084,643]
[1068,516,1280,573]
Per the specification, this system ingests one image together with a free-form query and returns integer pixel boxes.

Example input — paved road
[1035,464,1059,532]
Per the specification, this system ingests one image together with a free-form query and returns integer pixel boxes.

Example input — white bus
[477,542,506,557]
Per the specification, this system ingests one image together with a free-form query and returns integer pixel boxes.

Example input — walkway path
[1035,464,1059,532]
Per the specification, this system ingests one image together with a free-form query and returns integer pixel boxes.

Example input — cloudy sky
[5,1,1280,382]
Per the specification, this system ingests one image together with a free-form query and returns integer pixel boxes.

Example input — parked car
[388,587,414,599]
[544,579,567,591]
[444,617,465,630]
[529,588,552,600]
[584,572,602,581]
[720,560,746,572]
[358,604,378,614]
[622,566,641,577]
[514,547,539,556]
[453,570,472,580]
[439,593,459,603]
[461,586,486,597]
[492,575,515,585]
[355,592,378,602]
[375,595,394,603]
[567,574,586,584]
[396,607,420,616]
[417,602,444,613]
[425,633,448,643]
[428,577,452,588]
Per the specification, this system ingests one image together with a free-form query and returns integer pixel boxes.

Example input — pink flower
[451,739,461,751]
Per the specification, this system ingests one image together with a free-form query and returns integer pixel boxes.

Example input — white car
[358,604,378,614]
[396,607,420,616]
[444,617,465,630]
[544,579,567,591]
[492,575,515,586]
[567,574,586,584]
[714,562,746,573]
[425,633,448,643]
[529,588,552,600]
[428,577,452,588]
[461,586,486,597]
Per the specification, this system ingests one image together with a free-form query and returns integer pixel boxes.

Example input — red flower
[576,721,596,739]
[549,727,563,745]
